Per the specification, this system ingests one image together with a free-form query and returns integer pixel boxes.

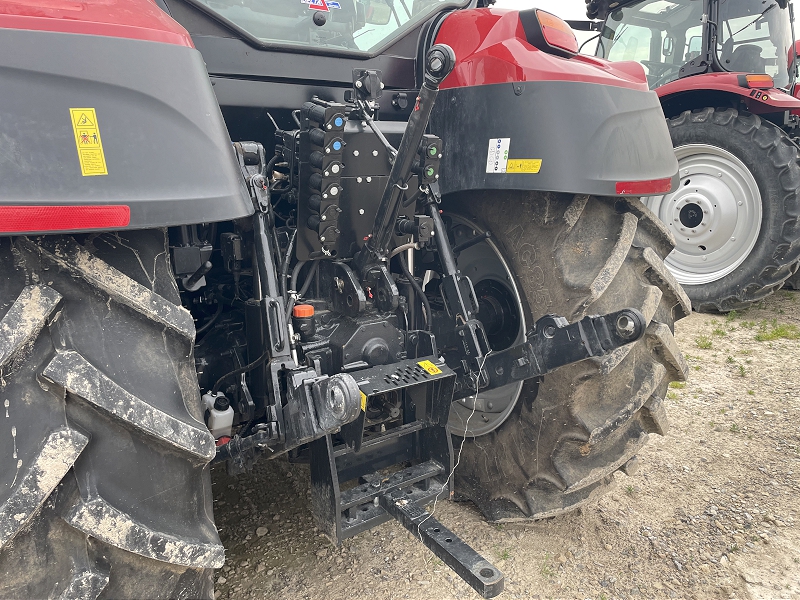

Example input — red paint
[657,72,800,114]
[435,8,649,91]
[616,178,672,195]
[0,0,193,47]
[0,205,131,233]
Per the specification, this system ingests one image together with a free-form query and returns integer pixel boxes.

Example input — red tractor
[583,0,800,311]
[0,1,687,597]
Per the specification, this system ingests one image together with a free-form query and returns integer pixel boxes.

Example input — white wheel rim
[645,144,762,285]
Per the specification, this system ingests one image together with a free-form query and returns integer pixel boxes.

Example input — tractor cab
[595,0,796,90]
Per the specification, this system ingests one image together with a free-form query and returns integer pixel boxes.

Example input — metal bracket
[454,308,647,400]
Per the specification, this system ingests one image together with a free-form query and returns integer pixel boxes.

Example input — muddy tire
[0,231,221,599]
[447,192,690,521]
[647,108,800,312]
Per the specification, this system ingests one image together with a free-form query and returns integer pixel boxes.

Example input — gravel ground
[211,291,800,600]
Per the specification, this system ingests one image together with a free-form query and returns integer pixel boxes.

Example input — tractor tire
[0,231,222,599]
[446,192,690,521]
[646,108,800,312]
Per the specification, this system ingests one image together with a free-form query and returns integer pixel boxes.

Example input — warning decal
[417,360,443,376]
[360,391,367,412]
[70,108,108,176]
[506,159,543,174]
[302,0,341,10]
[486,138,510,173]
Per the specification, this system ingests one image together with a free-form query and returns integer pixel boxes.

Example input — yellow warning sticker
[506,159,542,174]
[417,360,442,376]
[360,391,367,412]
[70,108,108,176]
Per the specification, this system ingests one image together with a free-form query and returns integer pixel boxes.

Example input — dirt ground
[211,291,800,600]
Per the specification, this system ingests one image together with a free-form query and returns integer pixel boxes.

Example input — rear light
[616,178,673,195]
[738,74,774,89]
[0,205,130,233]
[519,9,579,58]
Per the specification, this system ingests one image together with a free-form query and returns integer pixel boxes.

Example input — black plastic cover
[0,28,253,234]
[430,80,679,198]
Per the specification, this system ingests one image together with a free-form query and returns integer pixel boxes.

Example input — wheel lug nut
[738,201,743,206]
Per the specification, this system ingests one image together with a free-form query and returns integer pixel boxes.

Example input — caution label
[360,391,367,412]
[70,108,108,176]
[506,159,543,174]
[417,360,443,376]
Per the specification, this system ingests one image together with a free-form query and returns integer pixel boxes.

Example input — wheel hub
[443,217,525,438]
[646,144,762,285]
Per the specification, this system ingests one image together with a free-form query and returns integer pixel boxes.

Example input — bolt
[738,201,743,206]
[544,326,556,338]
[356,80,363,88]
[326,124,332,130]
[367,177,372,182]
[703,256,707,261]
[321,215,327,221]
[357,177,363,183]
[718,172,722,177]
[487,402,494,409]
[372,150,379,156]
[359,209,365,215]
[731,237,736,242]
[353,150,360,157]
[616,313,636,336]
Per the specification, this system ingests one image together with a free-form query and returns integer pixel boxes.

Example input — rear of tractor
[0,1,688,598]
[588,0,800,311]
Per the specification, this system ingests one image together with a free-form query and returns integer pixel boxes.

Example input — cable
[389,242,419,258]
[397,253,431,332]
[196,301,223,335]
[285,260,319,325]
[290,260,307,294]
[280,230,297,301]
[212,348,271,396]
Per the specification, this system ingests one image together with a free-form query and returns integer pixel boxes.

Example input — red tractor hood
[0,0,193,47]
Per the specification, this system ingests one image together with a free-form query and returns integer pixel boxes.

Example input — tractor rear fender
[657,72,800,119]
[431,8,679,198]
[0,0,253,237]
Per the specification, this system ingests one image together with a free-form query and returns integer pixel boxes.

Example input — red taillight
[738,74,774,89]
[0,205,130,233]
[519,9,578,58]
[616,178,673,195]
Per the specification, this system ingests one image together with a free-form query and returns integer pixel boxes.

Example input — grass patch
[667,391,678,400]
[738,364,747,377]
[726,356,735,364]
[730,423,740,433]
[726,310,739,322]
[712,327,727,337]
[740,321,756,329]
[669,381,686,389]
[754,320,800,341]
[696,335,713,349]
[540,554,555,577]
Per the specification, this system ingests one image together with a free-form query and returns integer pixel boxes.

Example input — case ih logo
[303,0,341,10]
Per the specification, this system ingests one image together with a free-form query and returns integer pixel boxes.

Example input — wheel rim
[443,215,526,437]
[645,144,762,285]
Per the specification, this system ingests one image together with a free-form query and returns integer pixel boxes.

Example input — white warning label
[486,138,510,174]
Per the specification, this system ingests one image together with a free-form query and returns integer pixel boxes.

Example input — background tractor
[0,0,688,598]
[583,0,800,312]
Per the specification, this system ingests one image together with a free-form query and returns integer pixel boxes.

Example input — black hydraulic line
[397,253,431,332]
[452,231,492,254]
[285,260,320,324]
[353,44,456,275]
[196,300,223,335]
[211,347,271,396]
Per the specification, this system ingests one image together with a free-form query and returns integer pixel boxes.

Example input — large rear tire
[446,192,690,520]
[646,108,800,312]
[0,232,222,599]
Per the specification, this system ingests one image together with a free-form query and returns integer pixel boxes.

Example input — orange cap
[293,304,315,318]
